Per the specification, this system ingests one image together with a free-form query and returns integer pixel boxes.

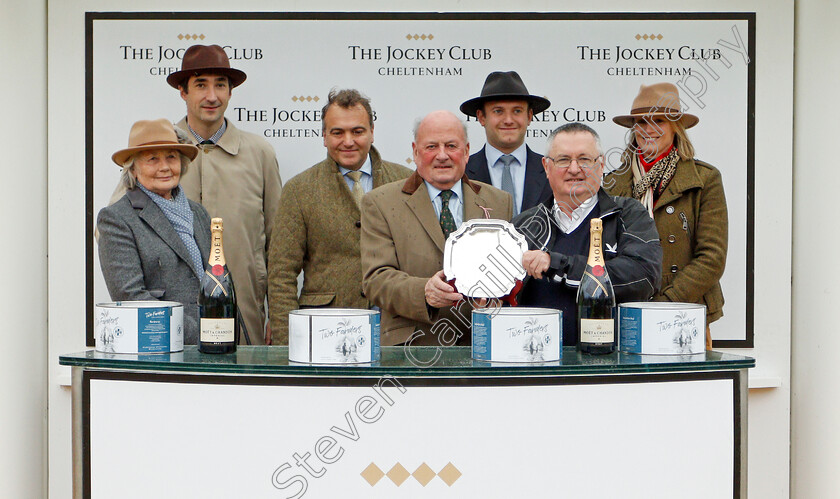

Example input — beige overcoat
[177,118,283,344]
[267,147,412,344]
[361,172,513,346]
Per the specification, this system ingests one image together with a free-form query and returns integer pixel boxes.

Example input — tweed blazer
[97,188,211,344]
[465,145,552,213]
[604,157,728,322]
[361,172,513,346]
[176,118,283,344]
[267,147,412,344]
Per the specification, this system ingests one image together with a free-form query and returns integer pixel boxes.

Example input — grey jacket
[97,188,211,344]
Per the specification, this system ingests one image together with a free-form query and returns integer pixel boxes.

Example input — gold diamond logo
[387,463,410,486]
[292,96,298,102]
[405,157,413,165]
[361,463,384,486]
[635,34,641,40]
[428,34,434,40]
[642,34,649,40]
[650,33,656,39]
[178,34,184,40]
[412,463,436,486]
[657,34,663,40]
[406,34,412,40]
[199,34,205,40]
[438,462,461,486]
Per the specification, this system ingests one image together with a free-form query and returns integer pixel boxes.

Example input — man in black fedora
[167,44,283,346]
[461,71,552,216]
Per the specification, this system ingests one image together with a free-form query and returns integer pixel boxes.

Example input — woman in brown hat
[605,82,728,350]
[97,119,210,344]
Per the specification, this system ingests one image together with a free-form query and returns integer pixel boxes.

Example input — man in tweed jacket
[268,89,412,344]
[361,110,513,347]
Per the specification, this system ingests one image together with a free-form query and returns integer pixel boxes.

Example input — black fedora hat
[460,71,550,117]
[166,44,247,89]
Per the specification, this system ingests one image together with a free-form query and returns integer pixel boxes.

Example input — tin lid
[619,302,707,311]
[289,308,379,317]
[473,307,560,317]
[96,301,184,309]
[443,219,527,298]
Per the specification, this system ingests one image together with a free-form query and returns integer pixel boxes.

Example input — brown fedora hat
[460,71,550,117]
[165,44,247,89]
[111,119,199,166]
[613,82,698,129]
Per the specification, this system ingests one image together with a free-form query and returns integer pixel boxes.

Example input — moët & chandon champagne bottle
[576,218,616,354]
[199,218,239,354]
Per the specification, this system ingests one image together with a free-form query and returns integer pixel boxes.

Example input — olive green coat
[604,158,728,322]
[267,147,412,344]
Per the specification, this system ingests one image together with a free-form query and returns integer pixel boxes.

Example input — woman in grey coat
[97,119,210,343]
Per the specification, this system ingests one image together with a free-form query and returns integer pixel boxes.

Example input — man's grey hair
[412,112,469,142]
[545,122,603,156]
[120,125,193,189]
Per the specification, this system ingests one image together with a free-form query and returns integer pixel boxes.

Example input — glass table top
[60,346,754,377]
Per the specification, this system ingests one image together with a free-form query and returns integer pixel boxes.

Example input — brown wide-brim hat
[166,44,247,89]
[460,71,551,117]
[111,119,199,166]
[613,82,699,129]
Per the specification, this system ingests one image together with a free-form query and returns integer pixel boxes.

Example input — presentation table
[61,346,754,498]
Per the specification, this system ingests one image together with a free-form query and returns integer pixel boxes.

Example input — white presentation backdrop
[88,13,753,344]
[88,375,735,498]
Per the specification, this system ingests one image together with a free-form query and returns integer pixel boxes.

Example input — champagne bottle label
[200,318,235,342]
[587,219,604,267]
[580,318,614,343]
[209,217,227,268]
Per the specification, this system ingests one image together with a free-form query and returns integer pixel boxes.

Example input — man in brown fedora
[167,44,283,345]
[461,71,553,216]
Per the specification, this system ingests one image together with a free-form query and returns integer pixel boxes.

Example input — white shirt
[552,195,598,234]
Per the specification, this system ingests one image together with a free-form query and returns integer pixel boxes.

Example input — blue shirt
[338,155,373,193]
[424,180,464,229]
[188,119,227,144]
[484,142,527,214]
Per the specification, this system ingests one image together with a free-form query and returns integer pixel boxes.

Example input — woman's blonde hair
[621,117,695,164]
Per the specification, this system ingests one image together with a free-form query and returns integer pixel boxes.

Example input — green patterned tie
[439,190,457,240]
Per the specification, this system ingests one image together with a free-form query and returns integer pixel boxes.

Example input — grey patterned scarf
[137,184,204,278]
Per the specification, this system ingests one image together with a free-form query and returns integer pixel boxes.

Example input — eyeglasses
[545,155,601,169]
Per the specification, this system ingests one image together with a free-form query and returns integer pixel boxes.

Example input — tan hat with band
[613,82,699,129]
[111,119,199,166]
